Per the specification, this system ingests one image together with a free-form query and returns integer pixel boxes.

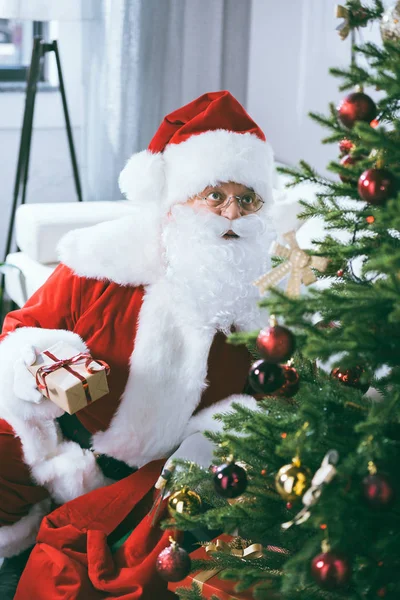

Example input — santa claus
[0,91,277,598]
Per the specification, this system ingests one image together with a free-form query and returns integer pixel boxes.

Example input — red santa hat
[118,90,274,212]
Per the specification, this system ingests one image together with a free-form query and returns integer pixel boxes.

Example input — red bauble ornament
[362,473,394,508]
[337,92,377,129]
[331,366,369,393]
[256,325,296,363]
[339,154,361,183]
[337,269,344,277]
[273,365,299,398]
[156,539,191,582]
[213,461,248,498]
[339,138,354,155]
[311,551,351,590]
[358,168,396,205]
[249,360,285,394]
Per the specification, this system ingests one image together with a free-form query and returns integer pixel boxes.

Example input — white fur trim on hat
[118,150,165,204]
[118,131,274,214]
[164,130,274,210]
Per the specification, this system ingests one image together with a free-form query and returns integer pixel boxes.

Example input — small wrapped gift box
[168,534,284,599]
[27,341,110,414]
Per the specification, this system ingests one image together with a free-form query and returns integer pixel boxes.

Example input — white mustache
[168,205,269,240]
[206,213,267,238]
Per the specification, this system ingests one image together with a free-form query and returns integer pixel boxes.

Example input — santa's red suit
[0,91,275,598]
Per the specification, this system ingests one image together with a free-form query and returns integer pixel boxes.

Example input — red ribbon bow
[35,350,110,404]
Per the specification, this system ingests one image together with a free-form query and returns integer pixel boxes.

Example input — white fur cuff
[0,327,88,422]
[32,441,110,504]
[184,394,260,437]
[0,499,51,558]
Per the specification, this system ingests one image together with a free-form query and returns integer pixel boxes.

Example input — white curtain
[247,0,385,175]
[81,0,251,202]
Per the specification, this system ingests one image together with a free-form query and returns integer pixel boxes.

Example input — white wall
[247,0,383,174]
[0,20,84,258]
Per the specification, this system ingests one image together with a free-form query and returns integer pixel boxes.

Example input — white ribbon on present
[254,230,329,297]
[282,450,339,530]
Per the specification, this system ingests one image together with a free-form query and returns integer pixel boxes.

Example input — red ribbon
[35,351,110,404]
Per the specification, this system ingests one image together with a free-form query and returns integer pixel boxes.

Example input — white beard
[161,205,275,333]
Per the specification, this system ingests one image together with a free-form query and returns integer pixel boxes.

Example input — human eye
[207,191,223,202]
[241,193,255,205]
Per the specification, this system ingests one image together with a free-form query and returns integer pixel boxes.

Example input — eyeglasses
[199,190,264,214]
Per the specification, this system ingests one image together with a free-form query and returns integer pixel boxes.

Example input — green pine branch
[167,6,400,598]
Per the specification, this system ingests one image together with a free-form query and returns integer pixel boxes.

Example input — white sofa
[3,171,324,308]
[4,201,135,307]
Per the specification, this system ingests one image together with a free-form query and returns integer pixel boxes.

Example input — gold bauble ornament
[380,1,400,43]
[167,487,202,518]
[275,457,311,502]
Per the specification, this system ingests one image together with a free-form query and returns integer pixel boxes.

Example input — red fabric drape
[15,461,176,600]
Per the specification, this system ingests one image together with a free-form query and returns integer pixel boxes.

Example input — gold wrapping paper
[27,341,110,415]
[192,538,263,592]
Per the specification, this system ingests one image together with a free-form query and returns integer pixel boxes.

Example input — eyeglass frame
[197,190,265,214]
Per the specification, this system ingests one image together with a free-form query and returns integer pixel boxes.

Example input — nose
[221,198,241,220]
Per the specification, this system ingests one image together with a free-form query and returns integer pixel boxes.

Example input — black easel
[0,37,82,321]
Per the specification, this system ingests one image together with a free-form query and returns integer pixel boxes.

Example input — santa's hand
[158,432,216,492]
[13,345,44,404]
[156,433,215,495]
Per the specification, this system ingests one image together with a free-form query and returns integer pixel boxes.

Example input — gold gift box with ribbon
[168,534,284,599]
[27,341,110,415]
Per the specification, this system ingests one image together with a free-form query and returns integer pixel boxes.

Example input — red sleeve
[0,266,83,528]
[0,263,82,343]
[0,419,49,525]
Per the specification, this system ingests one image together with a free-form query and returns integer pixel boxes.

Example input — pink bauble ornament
[311,550,351,590]
[156,539,191,582]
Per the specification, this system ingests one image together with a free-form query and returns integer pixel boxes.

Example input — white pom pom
[119,150,165,205]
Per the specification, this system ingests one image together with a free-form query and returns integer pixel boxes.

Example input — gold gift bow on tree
[205,537,263,559]
[192,538,264,589]
[336,3,369,41]
[336,4,351,40]
[254,230,329,298]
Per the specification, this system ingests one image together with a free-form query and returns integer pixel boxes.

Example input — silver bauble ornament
[380,1,400,43]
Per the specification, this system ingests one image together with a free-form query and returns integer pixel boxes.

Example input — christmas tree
[158,2,400,598]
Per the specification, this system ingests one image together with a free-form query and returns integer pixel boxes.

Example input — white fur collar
[57,208,164,285]
[91,279,216,466]
[57,210,266,465]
